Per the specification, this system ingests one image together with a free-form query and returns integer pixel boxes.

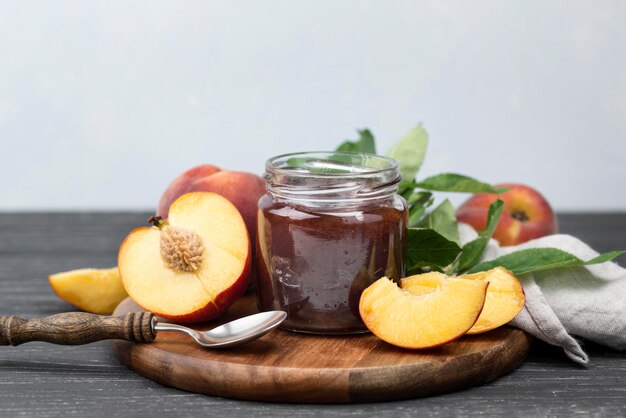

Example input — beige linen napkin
[458,223,626,365]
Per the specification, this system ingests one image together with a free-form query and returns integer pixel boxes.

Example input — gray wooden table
[0,212,625,417]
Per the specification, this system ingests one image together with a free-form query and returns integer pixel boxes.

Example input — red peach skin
[457,183,557,246]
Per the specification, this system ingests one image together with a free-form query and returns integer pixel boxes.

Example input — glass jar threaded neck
[264,151,401,206]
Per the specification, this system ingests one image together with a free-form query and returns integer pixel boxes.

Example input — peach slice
[119,192,251,323]
[49,267,128,314]
[359,277,488,349]
[401,267,525,334]
[459,268,525,334]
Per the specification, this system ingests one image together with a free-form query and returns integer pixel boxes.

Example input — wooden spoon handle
[0,312,156,346]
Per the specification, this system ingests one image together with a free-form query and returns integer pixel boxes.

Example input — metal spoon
[153,311,287,348]
[0,310,287,348]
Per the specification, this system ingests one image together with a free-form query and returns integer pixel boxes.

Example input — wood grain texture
[111,296,531,403]
[0,212,625,416]
[0,312,155,346]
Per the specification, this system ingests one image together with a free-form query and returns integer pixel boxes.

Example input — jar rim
[264,151,402,205]
[265,151,400,179]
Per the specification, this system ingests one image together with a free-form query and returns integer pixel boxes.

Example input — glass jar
[255,152,408,335]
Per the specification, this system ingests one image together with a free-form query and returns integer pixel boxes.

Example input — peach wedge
[359,277,488,349]
[401,267,526,334]
[119,192,251,323]
[459,268,525,334]
[49,267,128,314]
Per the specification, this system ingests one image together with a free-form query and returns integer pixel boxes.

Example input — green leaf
[587,250,626,264]
[406,191,433,207]
[407,228,462,271]
[336,129,376,154]
[405,191,433,227]
[479,199,504,238]
[398,179,417,197]
[408,205,426,228]
[414,173,508,194]
[400,181,423,201]
[386,124,428,183]
[417,199,459,244]
[467,248,626,276]
[453,199,504,273]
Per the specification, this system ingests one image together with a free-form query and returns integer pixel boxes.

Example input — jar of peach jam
[255,152,407,334]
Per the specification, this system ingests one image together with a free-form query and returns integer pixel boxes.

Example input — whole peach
[157,164,266,246]
[158,165,221,217]
[456,183,557,246]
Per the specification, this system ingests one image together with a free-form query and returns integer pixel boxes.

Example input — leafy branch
[336,124,624,277]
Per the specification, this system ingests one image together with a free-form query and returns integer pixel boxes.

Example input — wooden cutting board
[111,295,532,403]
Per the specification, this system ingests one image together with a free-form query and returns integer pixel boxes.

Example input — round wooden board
[111,295,532,404]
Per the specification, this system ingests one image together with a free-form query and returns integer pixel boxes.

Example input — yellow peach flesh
[360,277,488,349]
[49,267,128,314]
[401,267,526,335]
[119,192,250,321]
[459,268,525,334]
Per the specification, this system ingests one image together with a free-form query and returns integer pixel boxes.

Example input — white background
[1,1,625,211]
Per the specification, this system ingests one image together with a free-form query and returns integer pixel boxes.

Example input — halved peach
[49,267,128,314]
[401,267,525,334]
[359,277,488,349]
[119,192,251,323]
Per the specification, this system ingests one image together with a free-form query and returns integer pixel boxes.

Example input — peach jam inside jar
[255,152,407,335]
